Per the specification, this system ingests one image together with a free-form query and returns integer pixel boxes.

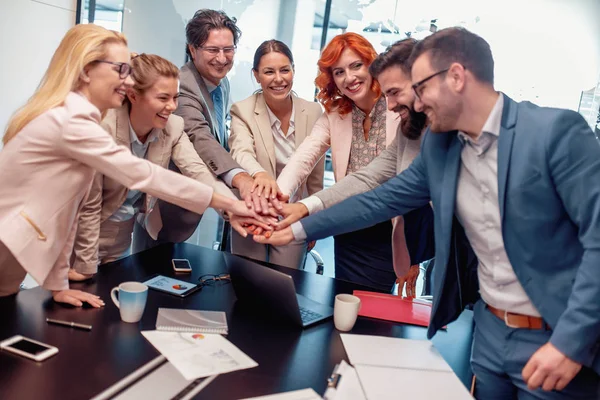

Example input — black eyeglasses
[197,46,237,57]
[197,273,231,288]
[411,68,449,100]
[96,60,132,79]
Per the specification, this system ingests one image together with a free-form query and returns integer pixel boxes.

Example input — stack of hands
[229,173,421,298]
[227,172,314,250]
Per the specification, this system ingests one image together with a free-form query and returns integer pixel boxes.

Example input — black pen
[46,318,92,331]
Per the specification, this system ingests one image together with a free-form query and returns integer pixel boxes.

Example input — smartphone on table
[0,335,58,362]
[172,258,192,273]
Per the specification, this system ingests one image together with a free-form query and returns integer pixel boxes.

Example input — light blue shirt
[108,123,159,222]
[202,76,244,187]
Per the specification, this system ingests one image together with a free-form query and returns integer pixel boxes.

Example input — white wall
[0,0,77,145]
[122,0,295,103]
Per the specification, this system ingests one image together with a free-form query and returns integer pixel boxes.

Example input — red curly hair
[315,32,381,115]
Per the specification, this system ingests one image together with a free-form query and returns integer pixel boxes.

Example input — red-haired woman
[276,33,400,291]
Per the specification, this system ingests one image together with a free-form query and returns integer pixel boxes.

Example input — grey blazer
[176,61,241,175]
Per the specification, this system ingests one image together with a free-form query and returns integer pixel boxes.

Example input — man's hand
[275,202,309,230]
[68,269,94,282]
[253,226,295,246]
[522,342,582,392]
[231,172,255,207]
[396,265,420,297]
[52,289,105,308]
[228,212,274,238]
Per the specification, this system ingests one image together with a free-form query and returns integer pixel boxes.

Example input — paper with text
[141,330,257,380]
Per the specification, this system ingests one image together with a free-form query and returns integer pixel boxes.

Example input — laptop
[226,255,334,328]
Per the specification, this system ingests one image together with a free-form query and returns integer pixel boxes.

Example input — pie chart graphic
[172,284,188,290]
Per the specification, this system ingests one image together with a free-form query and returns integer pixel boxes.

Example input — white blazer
[229,92,325,197]
[0,92,215,291]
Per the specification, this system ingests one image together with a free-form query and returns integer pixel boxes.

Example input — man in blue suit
[255,27,600,398]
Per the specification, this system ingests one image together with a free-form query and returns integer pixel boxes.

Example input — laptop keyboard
[299,307,323,323]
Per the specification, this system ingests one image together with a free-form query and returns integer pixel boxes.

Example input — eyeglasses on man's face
[411,68,449,100]
[198,46,237,57]
[96,60,132,79]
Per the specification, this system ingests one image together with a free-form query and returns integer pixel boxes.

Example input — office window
[78,0,124,31]
[319,0,600,113]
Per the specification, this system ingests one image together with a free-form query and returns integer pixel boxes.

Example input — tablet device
[143,274,200,298]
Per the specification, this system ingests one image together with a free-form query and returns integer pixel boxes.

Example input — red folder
[353,290,433,327]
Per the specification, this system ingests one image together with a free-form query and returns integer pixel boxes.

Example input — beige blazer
[277,107,399,197]
[0,92,215,292]
[72,104,236,274]
[229,93,325,197]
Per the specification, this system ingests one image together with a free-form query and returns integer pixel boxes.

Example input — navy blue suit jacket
[301,94,600,373]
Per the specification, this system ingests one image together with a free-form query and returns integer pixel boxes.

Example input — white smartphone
[0,335,58,362]
[172,258,192,273]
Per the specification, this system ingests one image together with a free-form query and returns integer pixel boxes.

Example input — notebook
[353,290,433,327]
[155,308,228,334]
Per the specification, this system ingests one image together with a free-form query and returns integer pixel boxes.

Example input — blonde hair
[3,24,127,144]
[128,53,179,101]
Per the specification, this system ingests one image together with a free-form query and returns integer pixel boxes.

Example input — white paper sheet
[141,330,257,380]
[241,388,322,400]
[340,334,452,372]
[323,360,366,400]
[355,365,473,400]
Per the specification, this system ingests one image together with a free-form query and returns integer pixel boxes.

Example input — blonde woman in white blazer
[0,24,261,307]
[229,40,324,269]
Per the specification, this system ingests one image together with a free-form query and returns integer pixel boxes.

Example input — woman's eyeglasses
[197,273,231,288]
[96,60,132,79]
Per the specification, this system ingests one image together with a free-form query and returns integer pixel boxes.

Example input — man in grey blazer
[133,9,257,251]
[277,39,433,296]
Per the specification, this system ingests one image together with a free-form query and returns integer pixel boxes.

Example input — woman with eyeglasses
[0,24,261,307]
[67,53,261,282]
[228,40,324,269]
[273,33,403,291]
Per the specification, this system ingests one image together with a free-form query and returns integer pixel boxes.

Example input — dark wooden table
[0,243,473,399]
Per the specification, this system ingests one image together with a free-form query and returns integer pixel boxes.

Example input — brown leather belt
[486,305,550,330]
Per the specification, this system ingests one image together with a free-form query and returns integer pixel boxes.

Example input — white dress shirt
[265,103,306,202]
[455,93,539,316]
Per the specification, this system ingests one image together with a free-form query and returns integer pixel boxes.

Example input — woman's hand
[68,269,94,282]
[251,172,285,215]
[228,212,275,238]
[52,289,105,308]
[252,172,280,200]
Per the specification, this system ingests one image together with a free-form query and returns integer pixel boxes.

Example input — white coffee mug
[110,282,148,323]
[334,294,361,332]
